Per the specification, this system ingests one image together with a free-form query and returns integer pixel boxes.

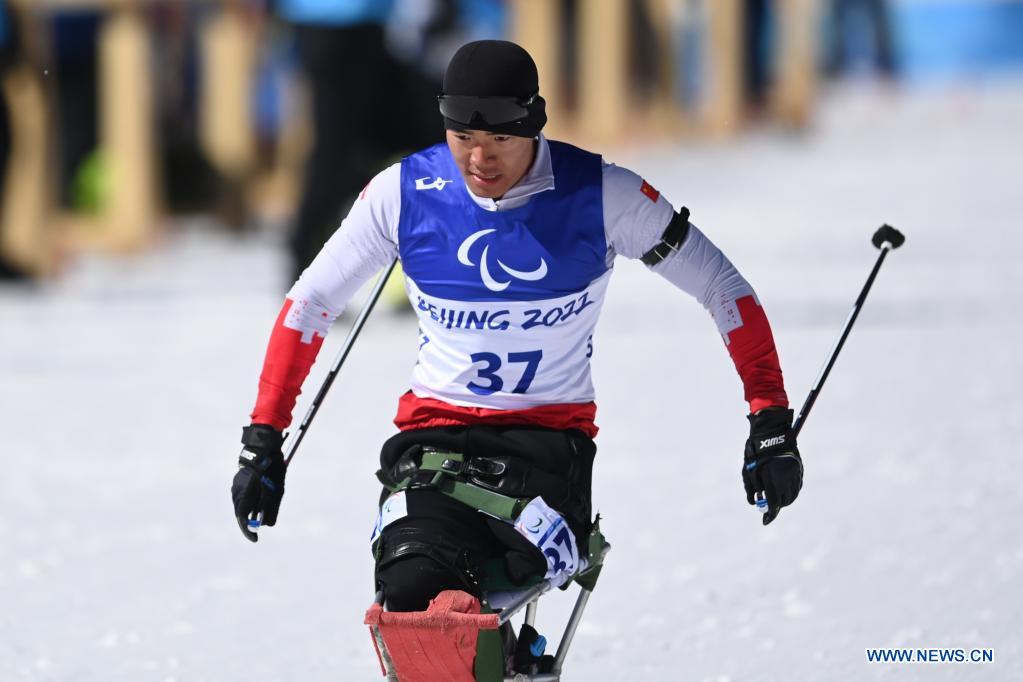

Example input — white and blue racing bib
[398,142,610,409]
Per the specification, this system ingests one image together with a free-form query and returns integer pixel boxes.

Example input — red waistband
[394,391,599,438]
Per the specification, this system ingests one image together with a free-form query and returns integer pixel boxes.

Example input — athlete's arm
[602,163,788,413]
[250,163,401,430]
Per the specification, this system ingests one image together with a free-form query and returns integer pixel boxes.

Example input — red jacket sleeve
[723,295,789,413]
[250,298,331,430]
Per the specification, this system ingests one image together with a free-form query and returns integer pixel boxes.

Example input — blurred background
[3,1,1023,681]
[2,0,1022,284]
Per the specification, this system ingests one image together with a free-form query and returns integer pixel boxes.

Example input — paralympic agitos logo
[457,229,548,292]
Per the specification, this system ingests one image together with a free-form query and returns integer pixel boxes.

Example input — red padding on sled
[365,591,500,682]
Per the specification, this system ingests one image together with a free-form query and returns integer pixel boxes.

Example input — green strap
[379,449,528,522]
[379,452,613,593]
[443,479,528,521]
[420,449,463,473]
[375,450,463,492]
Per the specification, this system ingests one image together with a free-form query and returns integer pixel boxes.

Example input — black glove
[232,424,286,542]
[742,408,803,525]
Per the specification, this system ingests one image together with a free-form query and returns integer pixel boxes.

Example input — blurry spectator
[149,1,224,216]
[276,0,442,282]
[279,0,392,282]
[387,0,506,79]
[744,0,772,113]
[628,0,661,104]
[49,10,102,210]
[250,20,293,168]
[825,0,897,79]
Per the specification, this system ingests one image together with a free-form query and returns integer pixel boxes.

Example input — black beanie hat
[441,40,547,138]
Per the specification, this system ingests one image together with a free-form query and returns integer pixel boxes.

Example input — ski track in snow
[2,81,1022,681]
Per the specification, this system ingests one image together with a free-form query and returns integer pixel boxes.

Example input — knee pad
[375,525,484,610]
[376,554,468,612]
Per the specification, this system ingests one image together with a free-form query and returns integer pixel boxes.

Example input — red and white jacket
[250,136,787,438]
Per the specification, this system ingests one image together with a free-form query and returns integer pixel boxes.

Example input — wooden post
[96,1,157,251]
[9,0,160,255]
[0,65,52,274]
[510,0,565,137]
[705,0,743,136]
[772,0,816,129]
[577,0,628,143]
[200,3,256,178]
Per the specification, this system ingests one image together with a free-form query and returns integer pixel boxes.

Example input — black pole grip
[872,224,905,250]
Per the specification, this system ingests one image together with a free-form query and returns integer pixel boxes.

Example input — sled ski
[366,524,609,681]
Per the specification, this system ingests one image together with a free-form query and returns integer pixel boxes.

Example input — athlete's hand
[232,424,286,542]
[742,408,803,525]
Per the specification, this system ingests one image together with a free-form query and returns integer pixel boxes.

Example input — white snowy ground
[3,79,1022,682]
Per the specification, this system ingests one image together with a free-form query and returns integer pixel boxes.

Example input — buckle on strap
[640,207,691,266]
[466,458,507,478]
[384,447,529,521]
[441,457,463,474]
[420,448,465,474]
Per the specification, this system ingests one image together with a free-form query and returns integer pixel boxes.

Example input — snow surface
[3,80,1022,681]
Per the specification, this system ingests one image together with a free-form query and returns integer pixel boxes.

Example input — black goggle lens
[437,93,536,126]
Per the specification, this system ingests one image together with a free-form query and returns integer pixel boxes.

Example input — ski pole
[284,257,399,467]
[755,225,905,523]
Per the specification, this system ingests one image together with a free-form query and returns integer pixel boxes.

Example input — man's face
[446,129,536,200]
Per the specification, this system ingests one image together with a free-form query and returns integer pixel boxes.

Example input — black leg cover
[373,425,596,612]
[377,555,470,613]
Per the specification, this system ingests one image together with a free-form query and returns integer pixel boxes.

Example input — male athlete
[231,40,803,616]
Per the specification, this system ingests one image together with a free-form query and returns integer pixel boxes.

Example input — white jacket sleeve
[602,162,755,335]
[601,161,788,412]
[287,162,402,315]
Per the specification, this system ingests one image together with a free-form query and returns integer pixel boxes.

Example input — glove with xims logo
[742,408,803,524]
[232,424,286,542]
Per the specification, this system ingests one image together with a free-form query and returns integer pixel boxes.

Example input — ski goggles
[437,92,538,126]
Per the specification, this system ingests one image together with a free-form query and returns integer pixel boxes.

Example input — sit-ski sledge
[365,522,610,682]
